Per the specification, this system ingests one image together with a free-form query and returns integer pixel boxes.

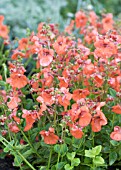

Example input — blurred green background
[0,0,121,38]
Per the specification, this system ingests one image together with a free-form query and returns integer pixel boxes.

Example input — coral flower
[102,13,114,32]
[72,89,90,102]
[83,62,95,75]
[58,87,72,110]
[110,126,121,141]
[78,106,92,127]
[91,102,107,132]
[53,36,67,55]
[7,73,28,89]
[65,20,74,34]
[0,15,4,24]
[112,105,121,114]
[41,91,54,106]
[58,76,68,88]
[91,111,107,132]
[70,124,83,139]
[0,24,9,39]
[7,96,21,109]
[0,75,2,80]
[8,122,20,133]
[22,110,38,131]
[40,127,59,145]
[38,48,54,67]
[93,74,104,87]
[18,38,29,50]
[75,11,87,28]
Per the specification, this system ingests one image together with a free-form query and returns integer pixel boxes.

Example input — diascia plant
[0,10,121,170]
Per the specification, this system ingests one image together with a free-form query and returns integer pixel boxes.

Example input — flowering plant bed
[0,10,121,170]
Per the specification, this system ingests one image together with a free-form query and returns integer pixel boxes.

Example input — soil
[0,157,19,170]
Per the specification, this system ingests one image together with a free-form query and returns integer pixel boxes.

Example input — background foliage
[0,0,121,38]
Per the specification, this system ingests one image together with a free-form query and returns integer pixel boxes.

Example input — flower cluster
[0,10,121,169]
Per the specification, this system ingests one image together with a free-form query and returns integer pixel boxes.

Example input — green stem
[47,146,53,170]
[112,113,116,130]
[0,136,36,170]
[57,152,60,164]
[17,151,36,170]
[2,107,12,141]
[2,63,7,80]
[20,129,42,159]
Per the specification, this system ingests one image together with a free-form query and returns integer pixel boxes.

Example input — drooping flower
[22,110,38,131]
[78,105,92,127]
[110,126,121,141]
[57,87,72,110]
[40,127,59,145]
[69,124,83,139]
[91,102,107,132]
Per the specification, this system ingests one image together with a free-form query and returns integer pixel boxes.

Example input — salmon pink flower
[57,87,72,110]
[110,126,121,141]
[38,48,54,67]
[40,127,59,145]
[72,89,90,102]
[53,36,67,55]
[78,105,92,127]
[91,102,107,132]
[112,105,121,114]
[102,13,114,32]
[7,96,21,109]
[8,122,20,133]
[0,17,9,39]
[0,75,2,80]
[22,110,38,131]
[18,38,29,50]
[69,124,84,139]
[7,73,28,89]
[75,11,87,28]
[58,76,68,88]
[93,74,104,87]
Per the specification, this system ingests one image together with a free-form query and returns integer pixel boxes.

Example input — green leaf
[84,157,92,164]
[65,137,72,145]
[109,88,116,97]
[110,140,119,146]
[54,144,68,156]
[15,144,29,150]
[109,151,117,165]
[22,149,33,158]
[0,80,6,86]
[14,155,23,166]
[39,166,47,170]
[93,156,105,165]
[3,140,14,152]
[64,164,73,170]
[67,152,76,161]
[24,99,33,109]
[93,145,102,155]
[71,158,80,167]
[85,145,102,158]
[55,162,65,170]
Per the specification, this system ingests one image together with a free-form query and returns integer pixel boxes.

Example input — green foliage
[85,145,102,158]
[0,0,65,38]
[109,152,117,166]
